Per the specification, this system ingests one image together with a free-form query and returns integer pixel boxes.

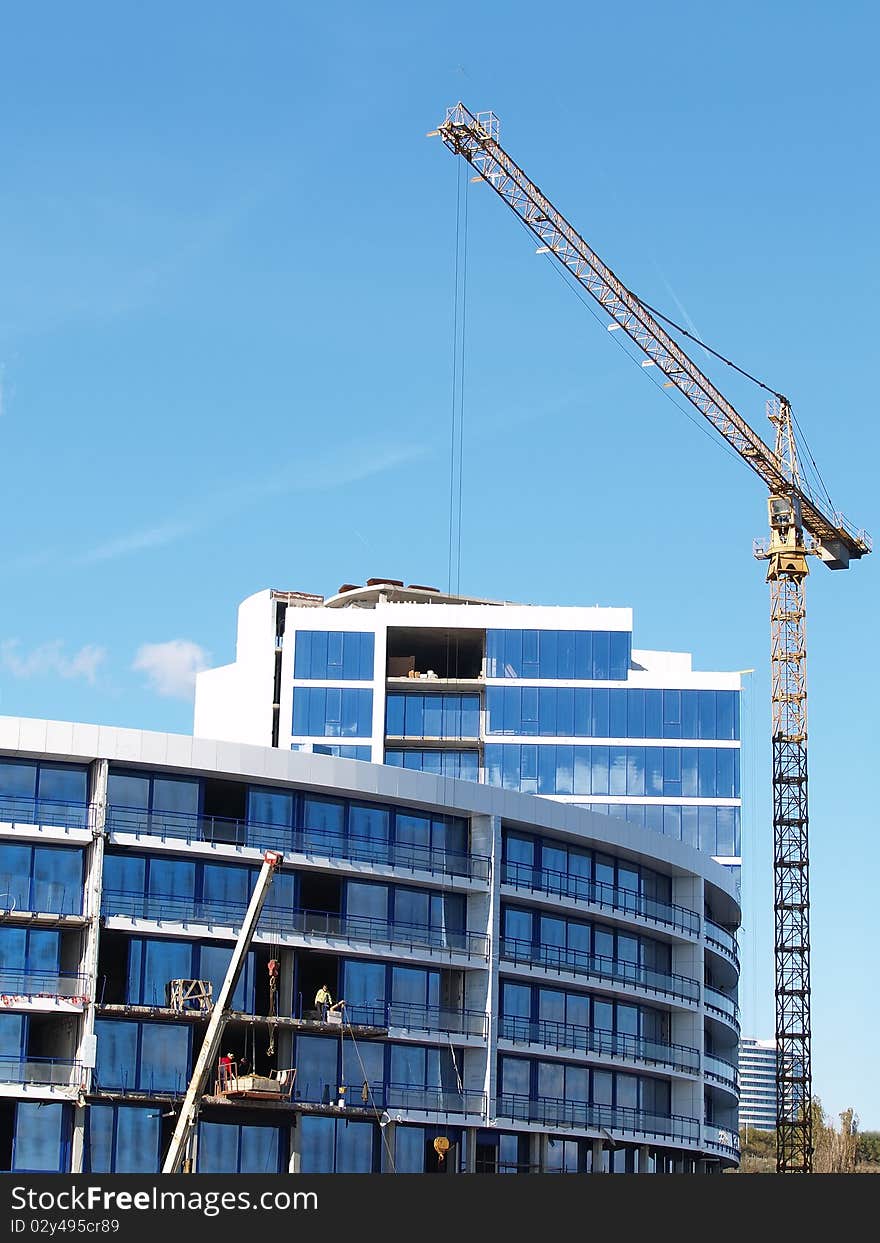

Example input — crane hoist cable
[342,1011,396,1172]
[447,157,469,596]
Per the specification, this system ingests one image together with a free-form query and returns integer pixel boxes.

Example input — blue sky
[0,3,877,1127]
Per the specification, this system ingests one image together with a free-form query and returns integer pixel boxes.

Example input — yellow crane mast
[431,102,871,1174]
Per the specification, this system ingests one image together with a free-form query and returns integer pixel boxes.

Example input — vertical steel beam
[769,573,812,1172]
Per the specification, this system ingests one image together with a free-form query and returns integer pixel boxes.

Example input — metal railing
[0,1056,84,1087]
[500,937,700,1003]
[497,1093,700,1142]
[705,919,740,967]
[292,1080,485,1116]
[502,861,699,936]
[704,1053,739,1091]
[0,795,89,831]
[497,1014,700,1073]
[0,969,90,1001]
[342,1000,488,1038]
[703,1123,740,1157]
[92,1069,187,1097]
[106,805,490,882]
[0,880,83,917]
[102,890,489,958]
[704,986,740,1027]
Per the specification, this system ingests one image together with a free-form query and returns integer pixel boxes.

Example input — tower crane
[431,103,871,1174]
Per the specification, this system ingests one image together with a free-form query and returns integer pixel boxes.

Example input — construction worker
[218,1051,234,1090]
[314,983,332,1021]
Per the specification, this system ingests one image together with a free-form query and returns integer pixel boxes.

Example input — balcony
[502,861,699,937]
[343,1001,487,1039]
[704,986,740,1029]
[0,1056,84,1088]
[106,806,490,883]
[0,794,89,831]
[705,919,740,969]
[0,969,90,1003]
[704,1052,739,1092]
[497,1015,700,1074]
[500,937,700,1004]
[294,1080,485,1117]
[497,1093,700,1143]
[385,1083,485,1117]
[102,891,489,959]
[703,1122,740,1158]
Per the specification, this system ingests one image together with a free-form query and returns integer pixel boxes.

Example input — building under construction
[0,707,740,1173]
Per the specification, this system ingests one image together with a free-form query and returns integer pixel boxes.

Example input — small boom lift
[161,849,284,1174]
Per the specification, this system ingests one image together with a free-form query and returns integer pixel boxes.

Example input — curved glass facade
[0,728,740,1175]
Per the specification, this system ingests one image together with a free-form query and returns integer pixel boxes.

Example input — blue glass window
[311,745,372,760]
[198,944,256,1013]
[395,1125,425,1173]
[486,630,631,680]
[0,1012,25,1057]
[13,1102,68,1171]
[293,631,374,680]
[486,686,739,739]
[87,1105,161,1173]
[37,765,88,804]
[500,1056,530,1097]
[0,844,83,915]
[384,750,479,781]
[299,1115,335,1172]
[292,688,373,738]
[346,881,388,921]
[335,1119,374,1173]
[386,693,480,739]
[344,960,387,1008]
[108,771,200,814]
[94,1020,189,1094]
[485,743,739,798]
[0,760,87,828]
[247,787,294,827]
[132,939,193,1006]
[198,1123,281,1173]
[0,761,37,799]
[94,1021,138,1092]
[296,1035,339,1104]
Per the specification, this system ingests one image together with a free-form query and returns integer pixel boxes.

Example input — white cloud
[0,639,106,684]
[70,440,432,569]
[76,519,197,567]
[132,639,210,699]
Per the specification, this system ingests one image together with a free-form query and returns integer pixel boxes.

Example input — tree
[811,1097,859,1173]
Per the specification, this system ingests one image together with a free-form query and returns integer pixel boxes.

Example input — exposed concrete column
[638,1144,651,1173]
[591,1139,606,1173]
[463,1126,477,1173]
[369,625,388,763]
[467,814,499,1126]
[529,1131,542,1174]
[289,1120,302,1173]
[71,758,108,1173]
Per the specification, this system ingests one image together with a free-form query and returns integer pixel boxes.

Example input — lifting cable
[342,1011,396,1172]
[447,158,469,597]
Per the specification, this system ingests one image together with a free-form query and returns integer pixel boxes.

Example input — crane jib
[436,104,870,566]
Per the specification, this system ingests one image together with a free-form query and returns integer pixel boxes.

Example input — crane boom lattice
[433,102,872,1174]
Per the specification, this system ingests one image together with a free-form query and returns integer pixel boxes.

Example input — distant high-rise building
[739,1038,777,1131]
